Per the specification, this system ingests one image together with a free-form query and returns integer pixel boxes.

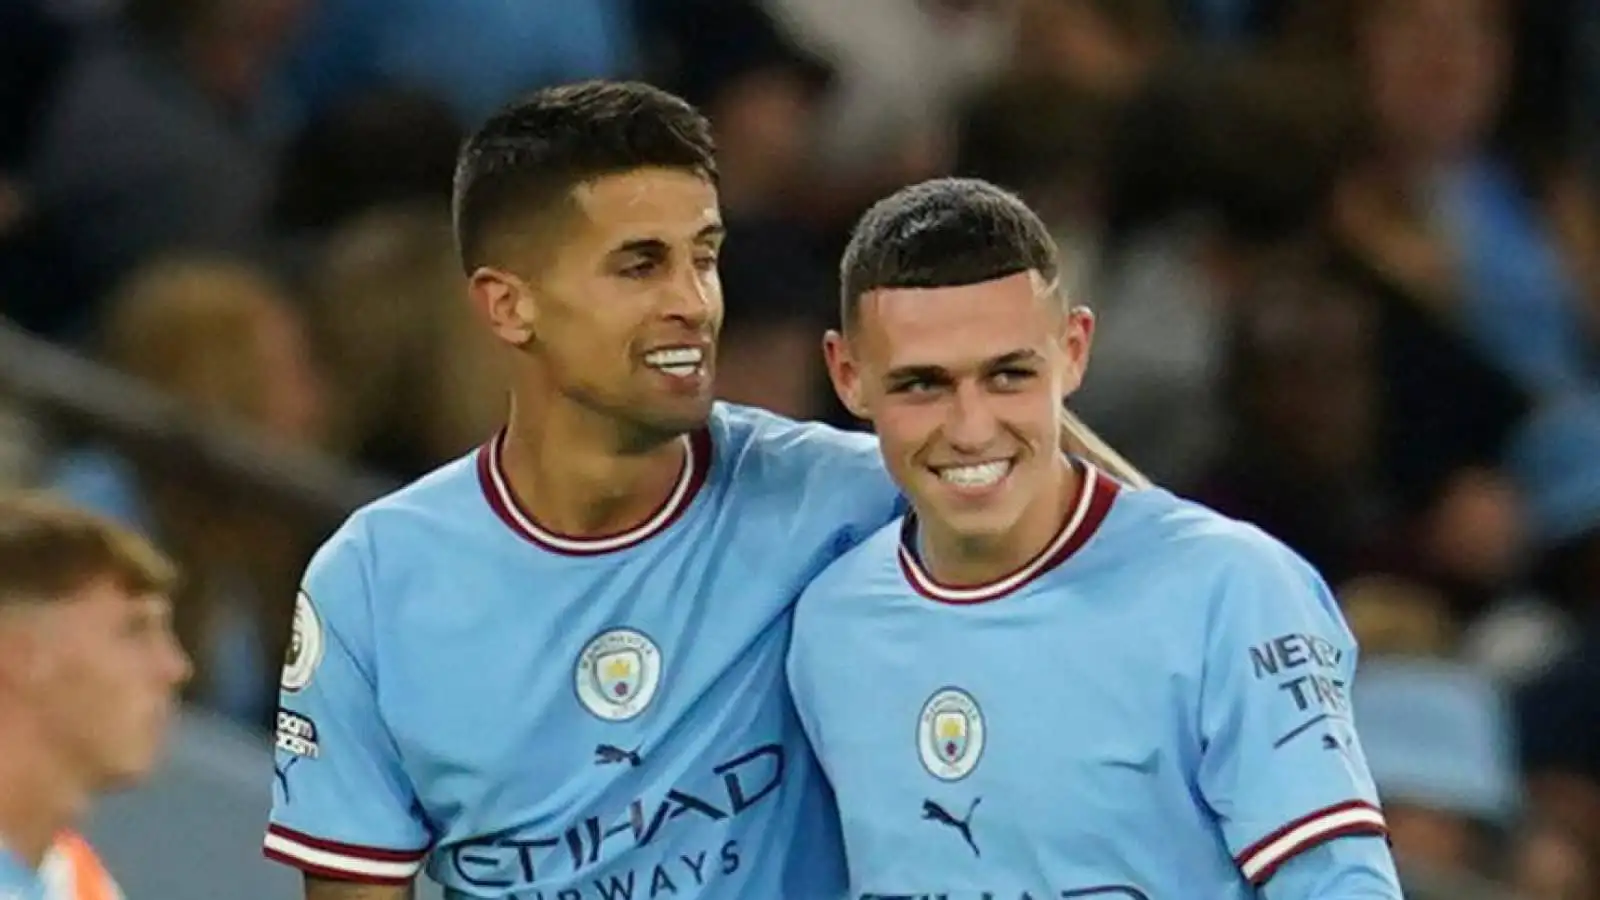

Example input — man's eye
[990,368,1035,389]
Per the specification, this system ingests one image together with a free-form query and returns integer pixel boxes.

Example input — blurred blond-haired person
[0,492,191,899]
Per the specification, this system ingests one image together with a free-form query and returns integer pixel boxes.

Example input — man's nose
[943,381,1000,453]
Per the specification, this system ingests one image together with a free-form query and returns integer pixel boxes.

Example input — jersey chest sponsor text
[444,743,784,896]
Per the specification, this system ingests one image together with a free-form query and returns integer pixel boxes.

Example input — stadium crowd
[0,0,1598,896]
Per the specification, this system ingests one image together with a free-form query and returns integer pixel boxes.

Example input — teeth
[645,347,704,368]
[938,461,1010,488]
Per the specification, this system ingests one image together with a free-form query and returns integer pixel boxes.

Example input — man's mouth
[931,459,1014,490]
[643,345,706,379]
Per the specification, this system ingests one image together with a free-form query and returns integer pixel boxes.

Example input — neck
[500,392,690,538]
[0,712,85,868]
[919,457,1081,587]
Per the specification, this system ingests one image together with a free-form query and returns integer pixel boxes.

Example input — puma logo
[922,797,981,857]
[273,757,300,802]
[594,743,642,767]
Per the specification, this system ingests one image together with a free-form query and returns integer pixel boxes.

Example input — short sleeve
[263,524,431,885]
[1196,537,1388,886]
[786,574,833,770]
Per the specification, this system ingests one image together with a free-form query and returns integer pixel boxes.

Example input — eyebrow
[884,349,1043,382]
[611,223,726,258]
[987,349,1043,368]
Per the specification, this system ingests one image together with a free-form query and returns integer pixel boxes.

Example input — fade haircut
[839,178,1060,329]
[452,80,718,274]
[0,493,176,606]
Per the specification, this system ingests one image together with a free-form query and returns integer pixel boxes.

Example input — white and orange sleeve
[38,832,123,900]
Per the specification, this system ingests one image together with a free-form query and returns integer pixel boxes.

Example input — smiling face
[471,167,726,440]
[827,271,1093,541]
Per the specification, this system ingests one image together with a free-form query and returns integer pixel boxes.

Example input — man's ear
[1054,305,1095,397]
[468,267,538,347]
[822,329,870,420]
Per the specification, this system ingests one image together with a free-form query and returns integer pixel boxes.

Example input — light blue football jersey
[788,463,1399,899]
[264,403,900,899]
[0,848,42,900]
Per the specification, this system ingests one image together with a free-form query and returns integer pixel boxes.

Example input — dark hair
[839,177,1059,327]
[452,80,718,273]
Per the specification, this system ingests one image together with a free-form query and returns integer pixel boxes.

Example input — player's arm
[1059,407,1152,489]
[305,876,414,900]
[265,524,432,895]
[1194,536,1401,897]
[1259,840,1404,899]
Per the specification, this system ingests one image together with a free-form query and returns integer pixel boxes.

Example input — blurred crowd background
[1,0,1599,897]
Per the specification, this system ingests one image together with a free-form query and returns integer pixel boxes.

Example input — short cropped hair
[452,80,718,273]
[839,178,1060,328]
[0,493,176,606]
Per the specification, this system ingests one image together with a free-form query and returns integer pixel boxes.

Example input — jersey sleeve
[1259,836,1402,900]
[1195,536,1388,887]
[263,522,432,885]
[745,408,906,538]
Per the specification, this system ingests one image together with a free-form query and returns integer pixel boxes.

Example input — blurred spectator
[310,207,503,478]
[1509,396,1600,860]
[1341,575,1458,658]
[0,397,44,489]
[1354,658,1521,898]
[1461,396,1600,684]
[0,0,83,170]
[1510,397,1600,616]
[281,0,632,128]
[1317,248,1529,580]
[1200,269,1390,586]
[1293,0,1600,397]
[761,0,1012,183]
[23,0,309,335]
[1177,0,1296,45]
[1010,0,1176,100]
[45,257,325,728]
[1508,819,1595,900]
[271,86,462,238]
[1073,53,1350,488]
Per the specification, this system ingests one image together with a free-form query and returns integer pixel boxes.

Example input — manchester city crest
[918,687,985,780]
[280,591,324,693]
[575,628,663,721]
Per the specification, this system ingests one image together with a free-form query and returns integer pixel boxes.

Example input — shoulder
[709,403,901,536]
[1101,487,1321,583]
[326,448,486,557]
[301,449,485,618]
[710,402,883,476]
[795,519,905,619]
[1089,487,1332,623]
